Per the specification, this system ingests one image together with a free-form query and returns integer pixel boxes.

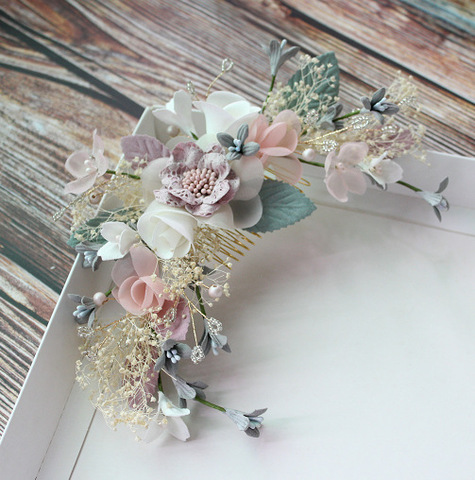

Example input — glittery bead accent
[191,345,205,364]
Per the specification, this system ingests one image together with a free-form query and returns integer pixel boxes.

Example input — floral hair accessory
[58,39,449,442]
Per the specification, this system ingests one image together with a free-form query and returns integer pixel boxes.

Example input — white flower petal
[231,156,264,201]
[200,204,235,229]
[159,392,190,417]
[141,158,168,205]
[97,242,125,261]
[230,195,263,229]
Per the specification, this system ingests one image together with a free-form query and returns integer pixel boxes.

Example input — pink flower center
[182,167,218,198]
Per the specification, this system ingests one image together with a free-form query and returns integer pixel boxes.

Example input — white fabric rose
[97,222,139,261]
[137,201,197,259]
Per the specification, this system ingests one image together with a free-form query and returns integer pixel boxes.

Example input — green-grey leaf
[283,51,340,117]
[67,207,137,247]
[246,180,316,233]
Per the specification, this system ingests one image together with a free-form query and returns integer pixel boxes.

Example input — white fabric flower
[152,90,205,138]
[97,222,139,261]
[141,392,190,443]
[153,90,259,150]
[359,154,403,188]
[195,91,260,149]
[137,201,197,259]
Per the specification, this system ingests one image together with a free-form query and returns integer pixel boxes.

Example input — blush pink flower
[111,245,189,339]
[64,129,109,194]
[324,142,368,202]
[247,110,302,184]
[155,142,239,217]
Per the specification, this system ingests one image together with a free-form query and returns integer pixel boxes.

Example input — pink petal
[111,253,136,286]
[130,246,158,278]
[260,122,287,149]
[247,115,268,142]
[64,173,97,194]
[325,151,337,173]
[162,298,190,340]
[344,169,367,195]
[338,142,369,166]
[325,171,349,202]
[65,150,89,178]
[92,129,104,155]
[274,110,302,134]
[115,276,141,314]
[266,155,303,185]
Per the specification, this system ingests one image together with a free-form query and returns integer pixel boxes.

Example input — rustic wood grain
[282,0,475,102]
[0,0,473,436]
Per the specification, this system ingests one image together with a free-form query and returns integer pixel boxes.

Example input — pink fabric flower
[247,110,302,184]
[324,142,368,202]
[64,130,109,194]
[155,142,239,217]
[111,245,189,339]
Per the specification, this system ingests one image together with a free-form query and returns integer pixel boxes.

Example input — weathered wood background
[0,0,473,435]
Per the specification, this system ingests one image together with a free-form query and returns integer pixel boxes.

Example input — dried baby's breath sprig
[76,313,170,430]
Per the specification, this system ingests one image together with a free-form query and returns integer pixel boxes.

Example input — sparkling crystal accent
[207,317,223,334]
[77,326,94,338]
[221,58,234,72]
[191,346,205,364]
[348,115,370,130]
[321,139,338,153]
[186,81,196,96]
[305,109,318,126]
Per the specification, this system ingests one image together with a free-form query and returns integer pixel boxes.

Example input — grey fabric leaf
[436,177,449,193]
[68,294,84,304]
[217,132,234,148]
[372,87,386,105]
[242,142,260,156]
[173,375,197,400]
[245,426,261,438]
[236,124,249,141]
[225,409,250,431]
[154,354,166,372]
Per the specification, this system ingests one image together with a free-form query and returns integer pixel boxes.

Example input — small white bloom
[159,391,190,417]
[137,201,197,259]
[359,154,403,188]
[97,222,139,261]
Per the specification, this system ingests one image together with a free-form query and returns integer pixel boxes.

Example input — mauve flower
[155,142,240,217]
[324,142,368,202]
[111,247,190,340]
[247,110,302,185]
[64,130,109,194]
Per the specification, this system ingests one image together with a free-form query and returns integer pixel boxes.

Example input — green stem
[334,109,361,122]
[158,372,163,392]
[193,395,226,413]
[261,75,276,113]
[299,158,325,168]
[106,169,141,180]
[397,180,422,193]
[195,285,207,318]
[105,289,112,297]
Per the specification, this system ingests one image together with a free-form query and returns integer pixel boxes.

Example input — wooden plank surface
[0,0,473,436]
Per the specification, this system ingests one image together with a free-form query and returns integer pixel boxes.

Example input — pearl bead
[93,292,107,306]
[89,192,102,204]
[167,125,180,137]
[208,284,223,299]
[302,148,317,161]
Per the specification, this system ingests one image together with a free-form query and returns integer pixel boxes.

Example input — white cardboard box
[1,110,474,479]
